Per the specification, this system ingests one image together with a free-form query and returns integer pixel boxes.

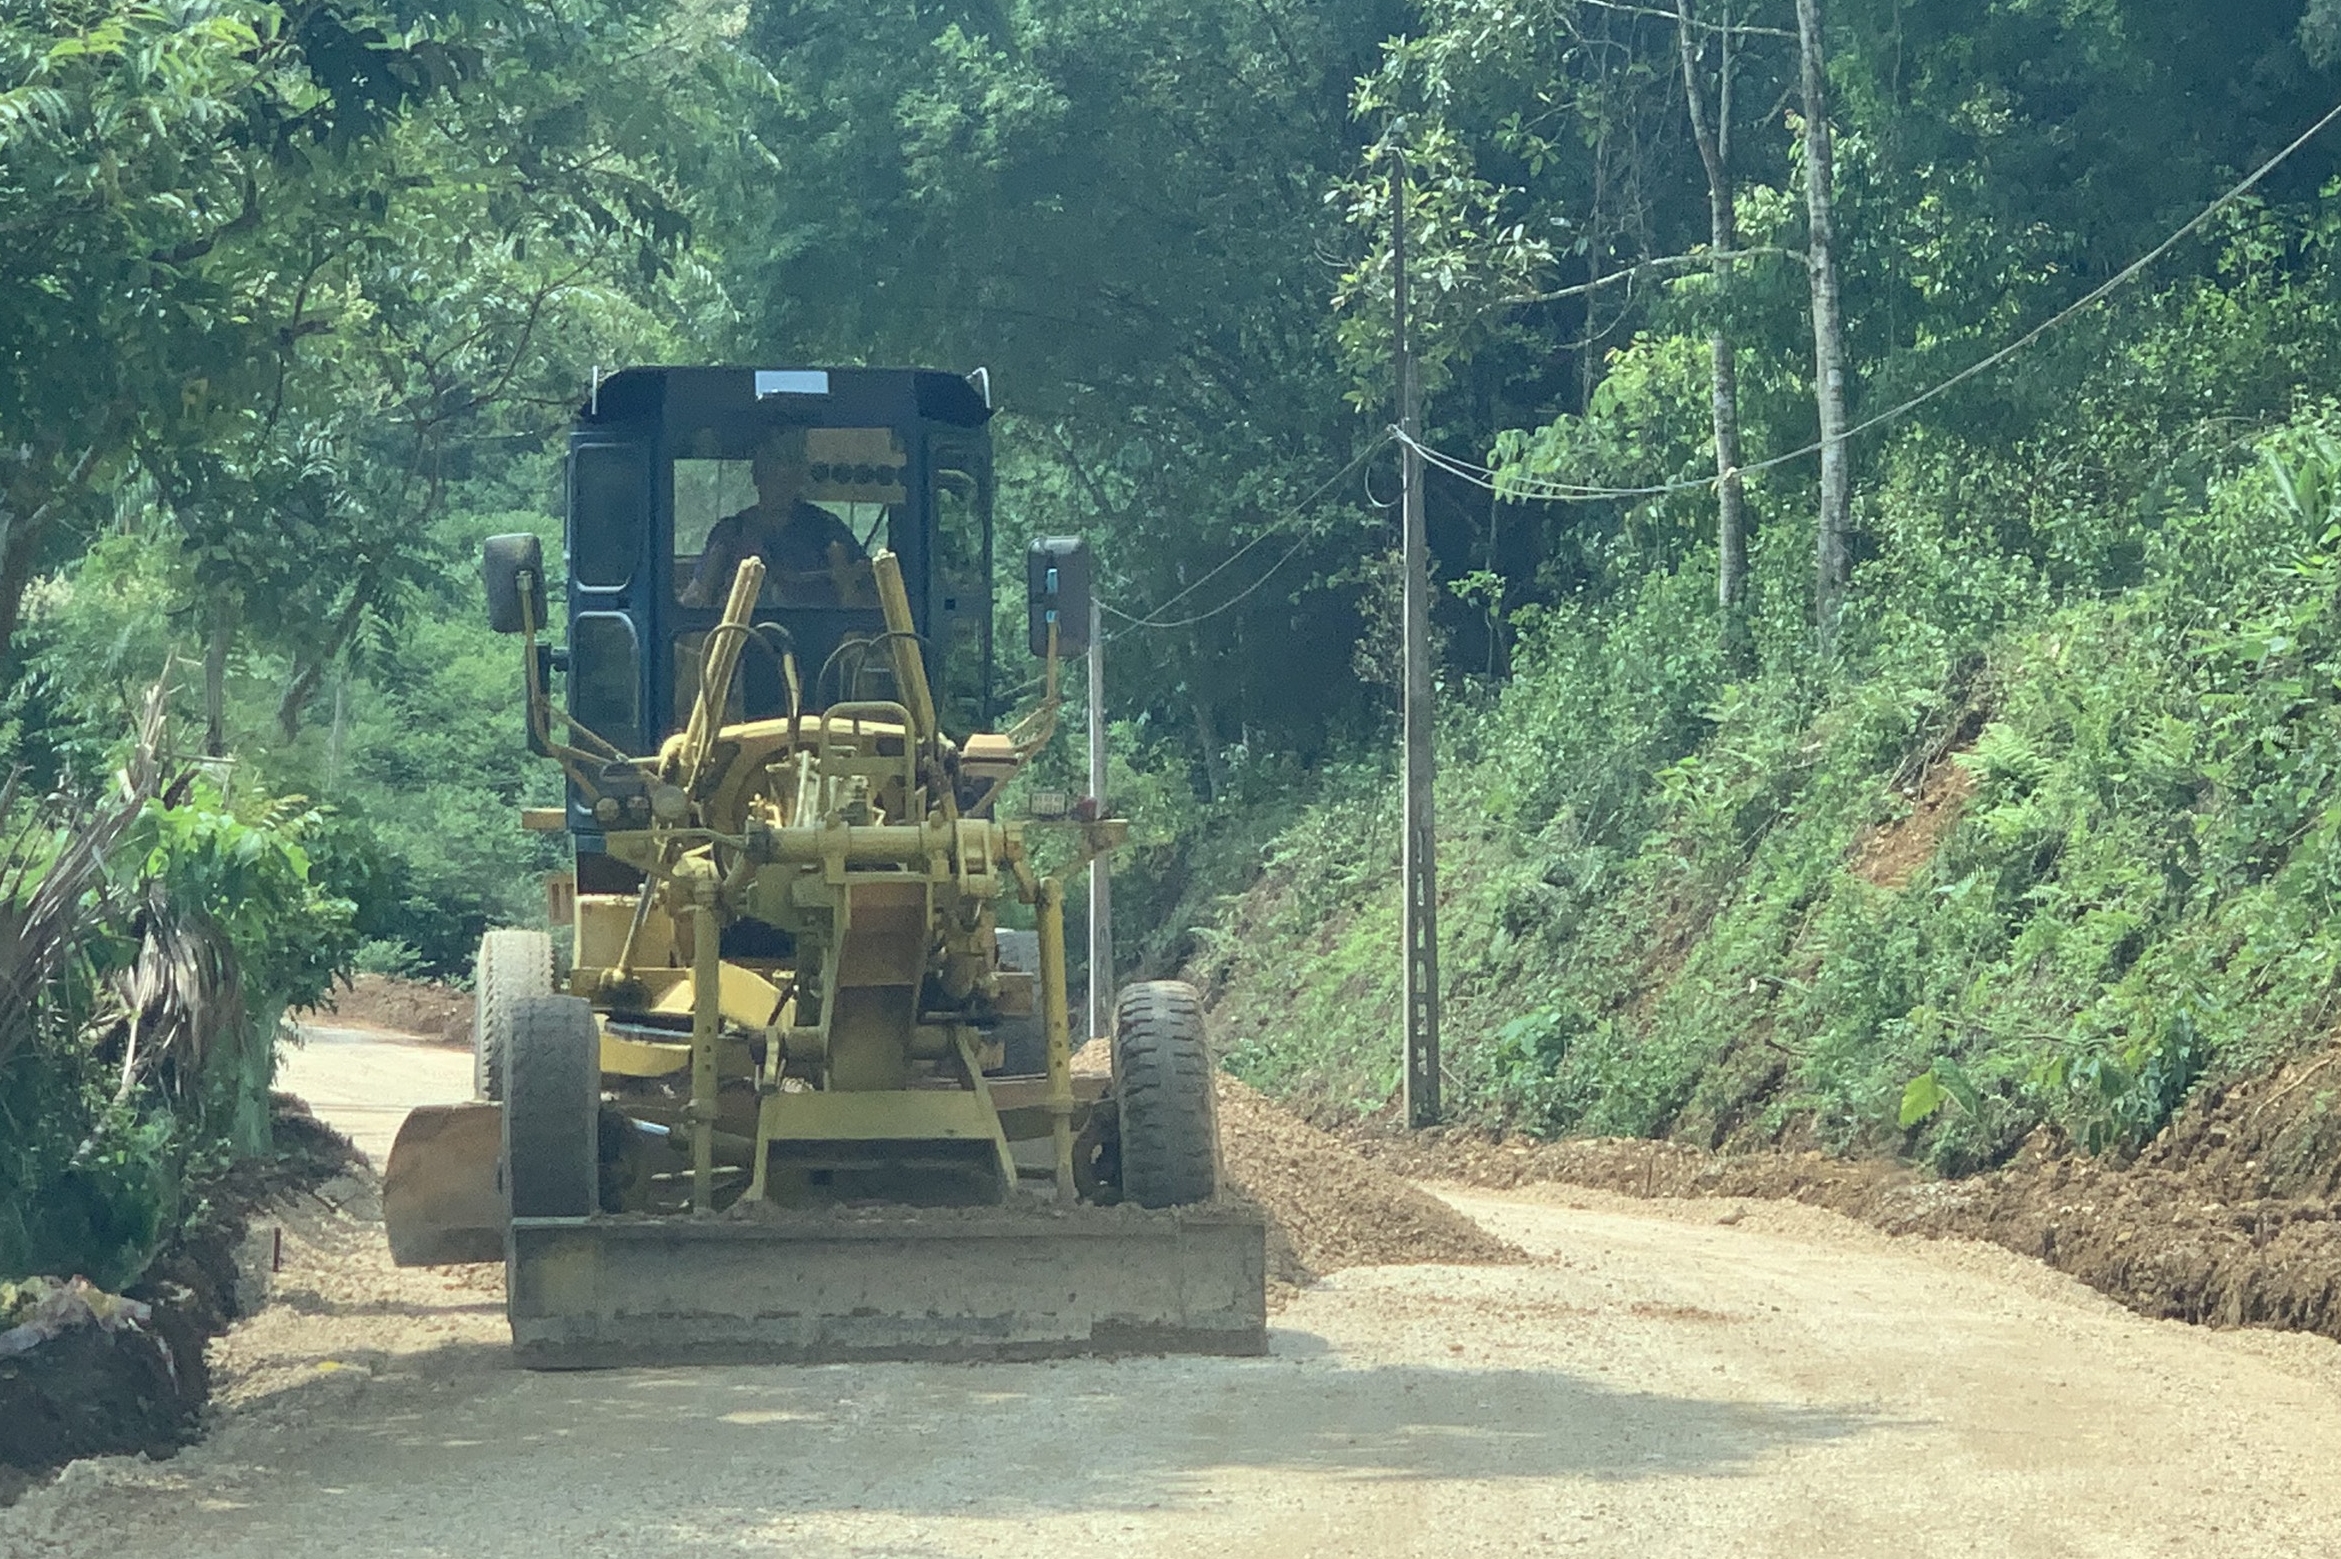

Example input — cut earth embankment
[1342,1038,2341,1344]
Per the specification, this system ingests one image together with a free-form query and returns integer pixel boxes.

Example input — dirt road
[276,1024,472,1169]
[8,1030,2341,1558]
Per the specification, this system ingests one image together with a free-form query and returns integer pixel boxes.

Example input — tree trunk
[1580,126,1610,413]
[276,655,327,742]
[1192,689,1225,802]
[1676,0,1751,660]
[1796,0,1852,633]
[325,670,348,791]
[0,437,108,681]
[0,513,50,686]
[277,567,377,740]
[204,604,233,758]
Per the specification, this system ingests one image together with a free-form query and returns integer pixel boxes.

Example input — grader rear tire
[474,929,554,1102]
[502,995,600,1220]
[1112,981,1219,1208]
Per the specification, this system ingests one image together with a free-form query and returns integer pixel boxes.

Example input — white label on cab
[754,369,831,398]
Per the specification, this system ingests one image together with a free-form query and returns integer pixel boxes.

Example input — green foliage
[15,0,2341,1229]
[127,790,357,1016]
[730,0,1408,766]
[0,773,355,1286]
[2037,999,2216,1158]
[1898,1063,1969,1131]
[0,1078,178,1295]
[0,0,769,972]
[0,0,729,731]
[1210,280,2341,1167]
[4,494,567,973]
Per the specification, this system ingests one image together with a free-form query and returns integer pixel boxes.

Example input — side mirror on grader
[382,366,1264,1367]
[1026,535,1092,657]
[482,532,547,635]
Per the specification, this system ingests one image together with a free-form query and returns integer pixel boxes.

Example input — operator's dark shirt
[681,499,865,607]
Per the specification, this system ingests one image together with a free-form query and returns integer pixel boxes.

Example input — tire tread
[1112,980,1218,1208]
[502,994,599,1219]
[990,929,1046,1077]
[475,929,554,1102]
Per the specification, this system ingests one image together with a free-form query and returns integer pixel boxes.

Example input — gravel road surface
[7,1029,2340,1558]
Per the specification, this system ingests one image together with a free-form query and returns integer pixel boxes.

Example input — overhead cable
[1406,93,2341,506]
[1099,432,1394,631]
[1092,93,2341,635]
[1102,533,1322,634]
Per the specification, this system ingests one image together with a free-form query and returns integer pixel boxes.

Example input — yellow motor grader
[381,366,1263,1366]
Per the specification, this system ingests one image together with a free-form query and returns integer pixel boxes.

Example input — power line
[1091,93,2341,623]
[1103,532,1320,633]
[1099,432,1393,631]
[1400,434,1692,501]
[1406,93,2341,506]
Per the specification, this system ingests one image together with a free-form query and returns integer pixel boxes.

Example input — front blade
[382,1102,506,1266]
[506,1203,1268,1368]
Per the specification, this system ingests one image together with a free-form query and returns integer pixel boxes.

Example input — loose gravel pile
[1215,1076,1523,1288]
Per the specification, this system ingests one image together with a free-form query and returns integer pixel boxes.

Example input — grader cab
[381,367,1264,1366]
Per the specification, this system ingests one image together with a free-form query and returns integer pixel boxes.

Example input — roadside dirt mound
[0,1098,366,1499]
[1344,1043,2341,1345]
[1216,1077,1523,1290]
[0,1284,193,1488]
[314,975,469,1046]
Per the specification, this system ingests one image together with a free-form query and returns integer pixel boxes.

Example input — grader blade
[505,1204,1268,1368]
[382,1102,505,1266]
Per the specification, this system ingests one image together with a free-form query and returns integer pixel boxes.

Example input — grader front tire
[989,928,1047,1077]
[1112,980,1219,1208]
[474,929,554,1102]
[502,995,601,1220]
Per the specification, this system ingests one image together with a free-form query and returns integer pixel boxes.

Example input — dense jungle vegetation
[11,0,2341,1282]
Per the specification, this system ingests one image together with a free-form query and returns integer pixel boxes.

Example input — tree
[727,0,1412,769]
[0,4,273,678]
[0,0,722,725]
[1795,0,1850,632]
[1674,0,1752,651]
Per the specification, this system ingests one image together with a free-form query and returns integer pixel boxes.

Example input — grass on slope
[1202,416,2341,1176]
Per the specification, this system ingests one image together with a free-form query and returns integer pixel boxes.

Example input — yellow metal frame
[548,548,1101,1217]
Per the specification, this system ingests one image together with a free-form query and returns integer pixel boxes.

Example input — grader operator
[380,366,1265,1366]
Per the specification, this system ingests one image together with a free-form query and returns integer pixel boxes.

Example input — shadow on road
[303,1345,1874,1526]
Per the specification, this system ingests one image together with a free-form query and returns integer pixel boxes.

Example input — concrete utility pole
[1392,146,1442,1128]
[1086,595,1113,1041]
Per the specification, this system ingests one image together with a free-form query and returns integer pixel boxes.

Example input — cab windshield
[672,426,905,608]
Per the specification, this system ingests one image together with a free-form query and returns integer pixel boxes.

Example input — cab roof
[579,366,993,431]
